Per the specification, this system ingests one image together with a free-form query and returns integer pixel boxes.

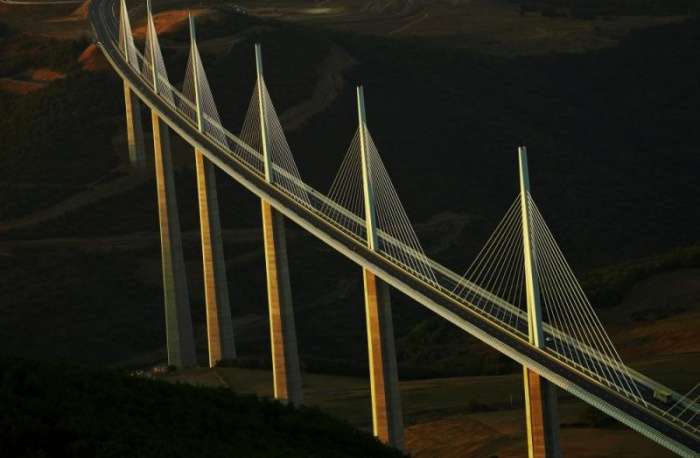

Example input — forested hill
[0,357,405,458]
[519,0,700,17]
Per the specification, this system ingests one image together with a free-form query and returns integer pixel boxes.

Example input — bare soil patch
[616,313,700,360]
[30,67,65,81]
[607,269,700,360]
[70,0,89,20]
[406,414,515,457]
[78,43,109,71]
[132,8,211,39]
[0,77,45,94]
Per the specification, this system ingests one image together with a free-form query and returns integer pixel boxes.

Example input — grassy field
[164,351,699,457]
[232,0,690,56]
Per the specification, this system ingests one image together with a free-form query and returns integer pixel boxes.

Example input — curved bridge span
[89,0,699,455]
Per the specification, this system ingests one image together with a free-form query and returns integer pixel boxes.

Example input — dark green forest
[0,21,13,39]
[0,357,404,457]
[518,0,700,17]
[0,31,121,220]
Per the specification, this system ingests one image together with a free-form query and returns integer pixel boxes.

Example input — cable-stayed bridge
[89,1,699,455]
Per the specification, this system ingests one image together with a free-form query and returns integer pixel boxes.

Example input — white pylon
[356,86,378,251]
[188,13,203,132]
[255,44,273,183]
[518,146,545,348]
[146,0,157,91]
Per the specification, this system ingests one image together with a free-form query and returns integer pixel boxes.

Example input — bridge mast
[518,146,561,458]
[188,16,237,367]
[357,86,405,450]
[118,0,145,169]
[144,0,196,368]
[189,15,202,129]
[256,44,303,406]
[519,146,545,348]
[146,0,157,91]
[256,45,272,183]
[357,87,378,250]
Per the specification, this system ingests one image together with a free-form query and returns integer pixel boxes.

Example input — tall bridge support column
[518,146,561,458]
[151,111,196,368]
[261,200,303,405]
[195,151,237,367]
[123,81,146,168]
[118,0,145,169]
[357,86,405,449]
[256,43,303,406]
[523,367,561,457]
[186,15,236,368]
[363,269,405,449]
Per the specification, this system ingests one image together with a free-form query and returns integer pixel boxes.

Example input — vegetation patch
[0,21,14,40]
[0,70,122,220]
[519,0,700,18]
[584,244,700,308]
[0,357,405,457]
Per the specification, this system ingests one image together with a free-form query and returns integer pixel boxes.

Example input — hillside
[158,362,691,457]
[0,357,405,458]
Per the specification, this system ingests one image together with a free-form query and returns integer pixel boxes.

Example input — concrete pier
[355,86,405,449]
[195,150,236,367]
[523,367,561,457]
[124,81,146,168]
[363,269,404,449]
[254,43,302,406]
[261,200,302,405]
[152,111,196,368]
[518,146,561,457]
